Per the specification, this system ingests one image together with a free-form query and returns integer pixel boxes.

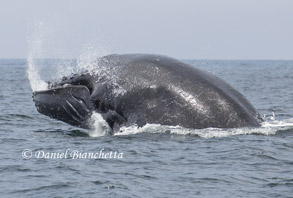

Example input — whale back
[91,54,263,129]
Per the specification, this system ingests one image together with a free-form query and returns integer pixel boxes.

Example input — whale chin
[33,85,94,128]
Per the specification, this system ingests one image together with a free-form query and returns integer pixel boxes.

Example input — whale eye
[92,99,100,110]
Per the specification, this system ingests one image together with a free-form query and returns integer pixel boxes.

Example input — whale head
[33,72,125,132]
[33,85,94,128]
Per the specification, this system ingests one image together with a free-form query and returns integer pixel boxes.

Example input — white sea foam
[111,117,293,138]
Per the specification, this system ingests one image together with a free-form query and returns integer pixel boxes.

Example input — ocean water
[0,59,292,198]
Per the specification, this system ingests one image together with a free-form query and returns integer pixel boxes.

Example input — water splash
[263,112,276,121]
[77,43,109,74]
[27,22,48,91]
[26,23,116,137]
[26,22,110,91]
[87,112,112,137]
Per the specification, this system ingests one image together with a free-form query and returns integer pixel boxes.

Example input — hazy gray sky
[0,0,292,59]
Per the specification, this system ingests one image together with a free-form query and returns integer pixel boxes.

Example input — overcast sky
[0,0,292,59]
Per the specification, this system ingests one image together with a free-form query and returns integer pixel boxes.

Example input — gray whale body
[33,54,263,134]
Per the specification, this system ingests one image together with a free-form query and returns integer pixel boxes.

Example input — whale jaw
[33,85,94,128]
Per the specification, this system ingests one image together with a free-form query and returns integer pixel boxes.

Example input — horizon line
[0,57,293,61]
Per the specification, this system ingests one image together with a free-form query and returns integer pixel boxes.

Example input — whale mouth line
[34,83,90,93]
[47,74,95,95]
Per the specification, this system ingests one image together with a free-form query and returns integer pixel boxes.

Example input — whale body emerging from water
[33,54,263,134]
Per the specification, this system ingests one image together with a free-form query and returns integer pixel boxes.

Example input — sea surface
[0,59,292,198]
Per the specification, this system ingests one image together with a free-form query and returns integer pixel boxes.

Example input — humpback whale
[33,54,263,134]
